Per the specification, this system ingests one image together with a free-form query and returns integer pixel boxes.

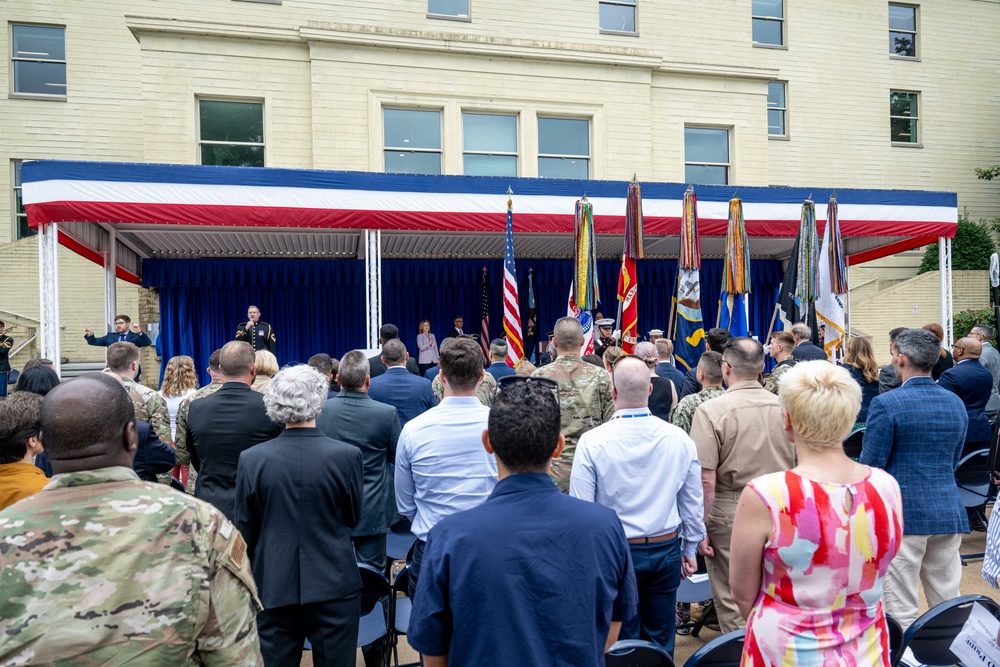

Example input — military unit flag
[672,185,705,370]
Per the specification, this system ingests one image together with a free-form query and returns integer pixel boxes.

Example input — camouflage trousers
[550,456,573,493]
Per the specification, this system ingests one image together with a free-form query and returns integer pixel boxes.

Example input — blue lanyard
[612,413,650,420]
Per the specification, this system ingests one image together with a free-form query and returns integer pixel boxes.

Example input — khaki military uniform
[670,385,726,434]
[431,372,496,407]
[531,354,614,491]
[0,466,263,666]
[175,380,224,493]
[763,358,796,395]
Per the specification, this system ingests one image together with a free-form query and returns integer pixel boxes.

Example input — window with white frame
[463,113,517,177]
[12,160,34,239]
[600,0,637,33]
[428,0,470,19]
[537,117,590,179]
[767,81,787,137]
[889,4,917,57]
[890,91,919,144]
[11,24,66,97]
[684,128,730,185]
[198,100,265,167]
[384,109,442,175]
[752,0,784,46]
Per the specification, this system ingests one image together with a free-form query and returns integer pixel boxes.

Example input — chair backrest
[842,428,865,459]
[894,595,1000,667]
[606,639,674,667]
[884,613,904,664]
[393,564,410,598]
[682,629,746,667]
[955,448,994,507]
[358,562,391,616]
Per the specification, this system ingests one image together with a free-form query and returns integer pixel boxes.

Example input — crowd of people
[0,308,998,667]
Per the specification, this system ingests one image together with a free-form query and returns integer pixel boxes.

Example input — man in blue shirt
[485,338,516,381]
[408,379,637,667]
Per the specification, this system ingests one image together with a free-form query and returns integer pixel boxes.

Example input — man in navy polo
[408,379,637,667]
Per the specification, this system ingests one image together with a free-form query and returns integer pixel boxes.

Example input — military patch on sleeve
[225,531,247,570]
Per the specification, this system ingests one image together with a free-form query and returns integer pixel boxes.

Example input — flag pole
[764,303,779,343]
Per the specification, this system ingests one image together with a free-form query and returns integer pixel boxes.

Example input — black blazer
[792,341,827,361]
[315,390,401,536]
[368,352,419,378]
[939,359,994,443]
[185,382,283,521]
[234,427,363,608]
[132,420,176,482]
[85,330,152,348]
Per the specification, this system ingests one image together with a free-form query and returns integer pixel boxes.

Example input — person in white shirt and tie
[570,355,705,657]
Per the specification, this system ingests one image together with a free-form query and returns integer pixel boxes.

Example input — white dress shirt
[394,395,497,540]
[570,407,706,557]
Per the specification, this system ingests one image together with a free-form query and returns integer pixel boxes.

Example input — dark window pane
[685,164,728,185]
[890,92,918,118]
[752,0,783,18]
[428,0,469,16]
[538,118,589,156]
[199,101,263,144]
[752,17,782,44]
[685,128,729,164]
[384,150,441,175]
[888,5,916,31]
[768,109,785,135]
[463,114,516,153]
[767,82,785,108]
[17,215,36,239]
[384,109,441,150]
[890,117,918,143]
[200,144,264,167]
[13,61,66,95]
[890,32,915,56]
[600,3,636,32]
[15,188,25,216]
[538,157,589,179]
[464,154,517,177]
[12,25,66,61]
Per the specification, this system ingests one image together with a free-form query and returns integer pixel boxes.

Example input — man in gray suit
[970,323,1000,422]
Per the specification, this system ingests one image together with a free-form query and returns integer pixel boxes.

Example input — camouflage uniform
[0,466,263,666]
[123,377,174,448]
[670,385,726,434]
[531,354,614,491]
[431,372,497,407]
[175,380,225,493]
[763,358,796,395]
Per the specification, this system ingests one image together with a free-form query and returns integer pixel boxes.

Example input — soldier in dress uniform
[594,318,618,358]
[234,305,276,355]
[0,320,12,399]
[0,372,263,666]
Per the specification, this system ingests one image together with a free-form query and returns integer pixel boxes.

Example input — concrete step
[60,362,106,379]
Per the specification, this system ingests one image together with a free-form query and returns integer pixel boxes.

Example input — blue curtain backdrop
[145,258,784,385]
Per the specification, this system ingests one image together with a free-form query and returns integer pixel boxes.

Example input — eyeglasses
[952,344,965,352]
[114,321,127,325]
[495,375,560,403]
[721,359,733,369]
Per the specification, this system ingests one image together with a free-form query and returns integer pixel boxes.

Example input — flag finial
[506,186,513,196]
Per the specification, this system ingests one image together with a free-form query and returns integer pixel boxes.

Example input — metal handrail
[0,308,40,325]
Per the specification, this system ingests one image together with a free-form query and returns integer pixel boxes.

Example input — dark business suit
[234,427,363,667]
[655,361,685,397]
[792,340,827,361]
[185,381,283,521]
[368,352,420,378]
[369,366,437,428]
[938,359,994,452]
[446,327,466,339]
[132,420,176,482]
[85,329,152,382]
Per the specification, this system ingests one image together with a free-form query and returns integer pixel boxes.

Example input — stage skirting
[144,258,785,385]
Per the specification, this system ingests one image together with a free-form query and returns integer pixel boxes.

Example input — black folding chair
[676,572,715,638]
[385,524,417,579]
[357,562,392,662]
[842,428,865,460]
[892,594,1000,667]
[387,564,419,667]
[956,447,995,563]
[682,629,745,667]
[884,613,904,666]
[606,639,675,667]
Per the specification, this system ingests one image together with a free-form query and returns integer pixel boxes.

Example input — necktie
[119,334,126,342]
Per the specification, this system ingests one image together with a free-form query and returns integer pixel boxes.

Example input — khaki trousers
[883,532,962,628]
[705,495,745,633]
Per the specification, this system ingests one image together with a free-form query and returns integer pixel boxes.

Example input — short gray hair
[338,350,370,391]
[894,328,940,372]
[791,323,811,340]
[490,338,508,360]
[263,364,328,424]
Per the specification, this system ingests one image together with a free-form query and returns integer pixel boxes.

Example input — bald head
[553,317,584,353]
[220,341,256,382]
[611,356,653,409]
[955,337,982,361]
[40,373,137,473]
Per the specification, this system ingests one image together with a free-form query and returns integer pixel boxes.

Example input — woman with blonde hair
[730,361,903,666]
[514,358,537,376]
[839,336,880,428]
[633,341,677,421]
[602,346,624,373]
[159,355,199,439]
[252,350,279,393]
[922,322,954,380]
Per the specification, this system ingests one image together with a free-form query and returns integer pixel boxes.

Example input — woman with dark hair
[923,322,954,380]
[839,336,880,428]
[14,364,60,397]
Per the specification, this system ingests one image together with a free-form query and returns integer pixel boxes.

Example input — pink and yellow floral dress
[742,467,903,667]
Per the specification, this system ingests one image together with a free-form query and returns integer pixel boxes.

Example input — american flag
[502,194,524,366]
[480,267,490,358]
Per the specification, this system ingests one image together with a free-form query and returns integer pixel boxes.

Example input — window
[428,0,470,19]
[199,100,265,167]
[684,128,730,185]
[752,0,784,46]
[537,118,590,179]
[600,0,637,33]
[767,81,787,136]
[384,109,442,175]
[12,160,34,239]
[463,113,517,177]
[889,4,917,57]
[11,25,66,97]
[890,91,919,144]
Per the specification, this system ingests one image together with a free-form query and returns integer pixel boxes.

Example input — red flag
[617,257,638,353]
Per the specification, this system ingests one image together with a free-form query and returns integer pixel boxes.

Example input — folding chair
[676,572,715,638]
[357,562,392,662]
[892,594,1000,667]
[385,525,417,579]
[387,564,419,667]
[682,629,745,667]
[955,447,994,564]
[606,639,675,667]
[884,613,904,666]
[842,428,865,460]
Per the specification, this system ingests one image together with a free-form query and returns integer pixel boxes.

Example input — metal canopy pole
[363,229,382,349]
[104,227,117,334]
[939,236,954,346]
[38,222,62,376]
